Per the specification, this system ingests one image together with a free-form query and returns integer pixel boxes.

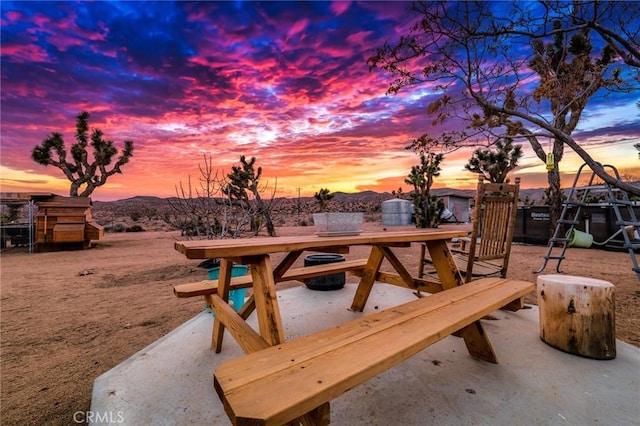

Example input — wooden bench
[174,259,369,298]
[213,277,534,425]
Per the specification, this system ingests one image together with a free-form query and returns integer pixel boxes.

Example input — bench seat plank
[214,277,534,425]
[174,259,368,298]
[175,275,254,298]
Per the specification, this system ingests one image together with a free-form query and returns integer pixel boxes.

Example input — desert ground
[1,222,638,425]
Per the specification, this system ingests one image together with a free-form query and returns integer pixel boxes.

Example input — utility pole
[297,187,301,226]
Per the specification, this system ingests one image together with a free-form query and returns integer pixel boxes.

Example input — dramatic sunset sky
[1,1,638,201]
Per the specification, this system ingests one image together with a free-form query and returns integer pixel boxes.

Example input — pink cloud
[346,31,373,46]
[1,43,49,63]
[330,2,351,16]
[285,18,309,42]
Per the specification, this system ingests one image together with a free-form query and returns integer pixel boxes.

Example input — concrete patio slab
[91,284,640,425]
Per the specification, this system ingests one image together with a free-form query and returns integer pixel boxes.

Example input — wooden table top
[175,229,467,259]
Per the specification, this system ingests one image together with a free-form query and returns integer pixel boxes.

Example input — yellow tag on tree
[546,152,554,171]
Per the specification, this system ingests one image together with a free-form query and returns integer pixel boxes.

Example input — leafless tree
[166,154,278,239]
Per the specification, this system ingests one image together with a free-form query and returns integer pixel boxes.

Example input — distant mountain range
[94,186,548,207]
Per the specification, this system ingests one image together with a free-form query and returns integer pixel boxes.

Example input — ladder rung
[544,255,565,260]
[625,243,640,249]
[618,221,640,227]
[575,184,620,191]
[610,199,634,206]
[563,201,588,207]
[550,237,570,243]
[557,219,579,225]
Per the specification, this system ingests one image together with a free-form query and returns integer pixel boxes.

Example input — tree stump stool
[537,275,616,360]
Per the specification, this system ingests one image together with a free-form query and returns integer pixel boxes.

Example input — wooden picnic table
[175,230,535,424]
[174,229,500,357]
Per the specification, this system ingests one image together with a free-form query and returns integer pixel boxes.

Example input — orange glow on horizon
[4,142,638,202]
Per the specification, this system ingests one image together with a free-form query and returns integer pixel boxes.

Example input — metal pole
[297,187,301,226]
[28,200,34,253]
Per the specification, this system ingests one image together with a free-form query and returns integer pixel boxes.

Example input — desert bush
[129,210,141,222]
[106,223,127,233]
[0,204,22,224]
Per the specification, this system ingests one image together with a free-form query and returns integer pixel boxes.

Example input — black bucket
[304,254,346,291]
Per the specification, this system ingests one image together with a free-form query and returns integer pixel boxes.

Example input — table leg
[418,243,426,278]
[425,240,498,363]
[350,246,385,312]
[212,259,234,353]
[250,254,285,346]
[424,240,464,289]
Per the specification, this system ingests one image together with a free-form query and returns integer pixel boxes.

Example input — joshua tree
[314,188,333,212]
[31,111,134,197]
[465,138,523,183]
[226,156,277,237]
[405,150,445,228]
[391,187,406,199]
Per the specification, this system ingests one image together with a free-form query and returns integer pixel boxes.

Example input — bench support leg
[459,321,498,364]
[273,250,303,280]
[378,246,418,289]
[288,402,330,426]
[212,259,235,352]
[426,240,499,364]
[501,297,524,312]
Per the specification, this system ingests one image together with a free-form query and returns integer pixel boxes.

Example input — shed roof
[0,192,59,204]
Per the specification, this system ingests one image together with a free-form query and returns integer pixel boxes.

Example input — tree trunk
[419,190,429,228]
[537,274,616,360]
[262,211,276,237]
[250,191,277,237]
[547,167,563,238]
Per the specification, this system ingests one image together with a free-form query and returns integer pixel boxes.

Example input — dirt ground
[1,222,638,425]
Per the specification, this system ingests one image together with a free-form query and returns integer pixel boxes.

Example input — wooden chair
[419,176,520,283]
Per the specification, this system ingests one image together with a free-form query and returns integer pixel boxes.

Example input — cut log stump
[537,275,616,360]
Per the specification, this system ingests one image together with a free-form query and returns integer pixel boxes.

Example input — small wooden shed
[432,189,474,223]
[35,195,103,252]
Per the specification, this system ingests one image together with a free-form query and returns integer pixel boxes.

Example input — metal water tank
[381,199,413,226]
